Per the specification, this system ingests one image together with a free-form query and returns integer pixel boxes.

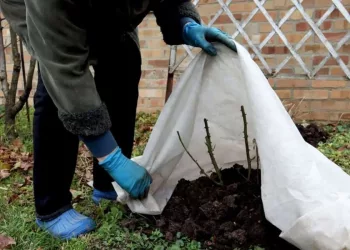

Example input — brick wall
[1,0,350,121]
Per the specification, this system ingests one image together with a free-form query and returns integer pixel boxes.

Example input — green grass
[0,106,34,152]
[1,105,350,250]
[0,173,89,250]
[0,108,202,250]
[132,111,160,157]
[318,123,350,174]
[0,172,200,250]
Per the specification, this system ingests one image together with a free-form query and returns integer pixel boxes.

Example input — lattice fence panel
[169,0,350,80]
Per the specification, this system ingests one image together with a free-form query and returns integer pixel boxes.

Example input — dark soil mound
[121,123,329,249]
[296,123,329,147]
[154,165,298,250]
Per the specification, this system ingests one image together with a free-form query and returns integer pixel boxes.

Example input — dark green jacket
[0,0,200,136]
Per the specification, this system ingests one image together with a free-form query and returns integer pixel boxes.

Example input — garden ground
[0,108,349,250]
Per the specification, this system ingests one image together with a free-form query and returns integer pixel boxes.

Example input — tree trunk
[4,102,16,139]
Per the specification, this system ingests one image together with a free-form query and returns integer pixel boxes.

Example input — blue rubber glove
[99,147,152,199]
[80,130,152,199]
[181,18,237,56]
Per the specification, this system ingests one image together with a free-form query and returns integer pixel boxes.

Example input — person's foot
[36,209,96,240]
[92,189,117,205]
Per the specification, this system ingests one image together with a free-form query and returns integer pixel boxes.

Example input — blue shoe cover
[36,209,96,240]
[92,189,117,205]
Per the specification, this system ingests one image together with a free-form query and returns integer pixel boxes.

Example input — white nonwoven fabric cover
[111,43,350,250]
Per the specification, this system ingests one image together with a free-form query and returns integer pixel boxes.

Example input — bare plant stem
[241,105,252,181]
[177,131,223,186]
[204,118,223,186]
[254,139,260,185]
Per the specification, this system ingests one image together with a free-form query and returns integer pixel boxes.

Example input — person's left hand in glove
[98,146,152,200]
[181,17,237,56]
[81,131,152,200]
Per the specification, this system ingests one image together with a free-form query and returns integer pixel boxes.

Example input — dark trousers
[33,36,142,220]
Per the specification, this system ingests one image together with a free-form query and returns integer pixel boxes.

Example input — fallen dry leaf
[0,143,34,175]
[85,169,92,181]
[20,162,33,171]
[0,154,10,163]
[8,194,19,204]
[0,234,16,249]
[70,189,84,204]
[10,152,17,159]
[0,162,11,171]
[11,161,21,171]
[70,189,83,199]
[14,176,32,188]
[24,176,32,184]
[0,170,10,180]
[337,144,350,152]
[21,152,30,160]
[11,138,23,151]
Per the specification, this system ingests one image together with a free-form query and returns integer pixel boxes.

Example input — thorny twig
[177,131,223,186]
[241,105,252,181]
[204,118,223,186]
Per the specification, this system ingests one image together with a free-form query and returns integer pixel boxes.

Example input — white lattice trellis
[168,0,350,80]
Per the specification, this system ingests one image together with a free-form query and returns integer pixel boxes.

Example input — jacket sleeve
[152,0,201,45]
[0,0,34,57]
[24,0,111,137]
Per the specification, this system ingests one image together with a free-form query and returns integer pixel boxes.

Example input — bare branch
[177,131,223,186]
[4,42,12,49]
[241,105,252,181]
[204,118,223,186]
[4,36,19,50]
[15,38,34,124]
[0,24,28,139]
[0,20,9,98]
[9,27,21,99]
[12,57,36,115]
